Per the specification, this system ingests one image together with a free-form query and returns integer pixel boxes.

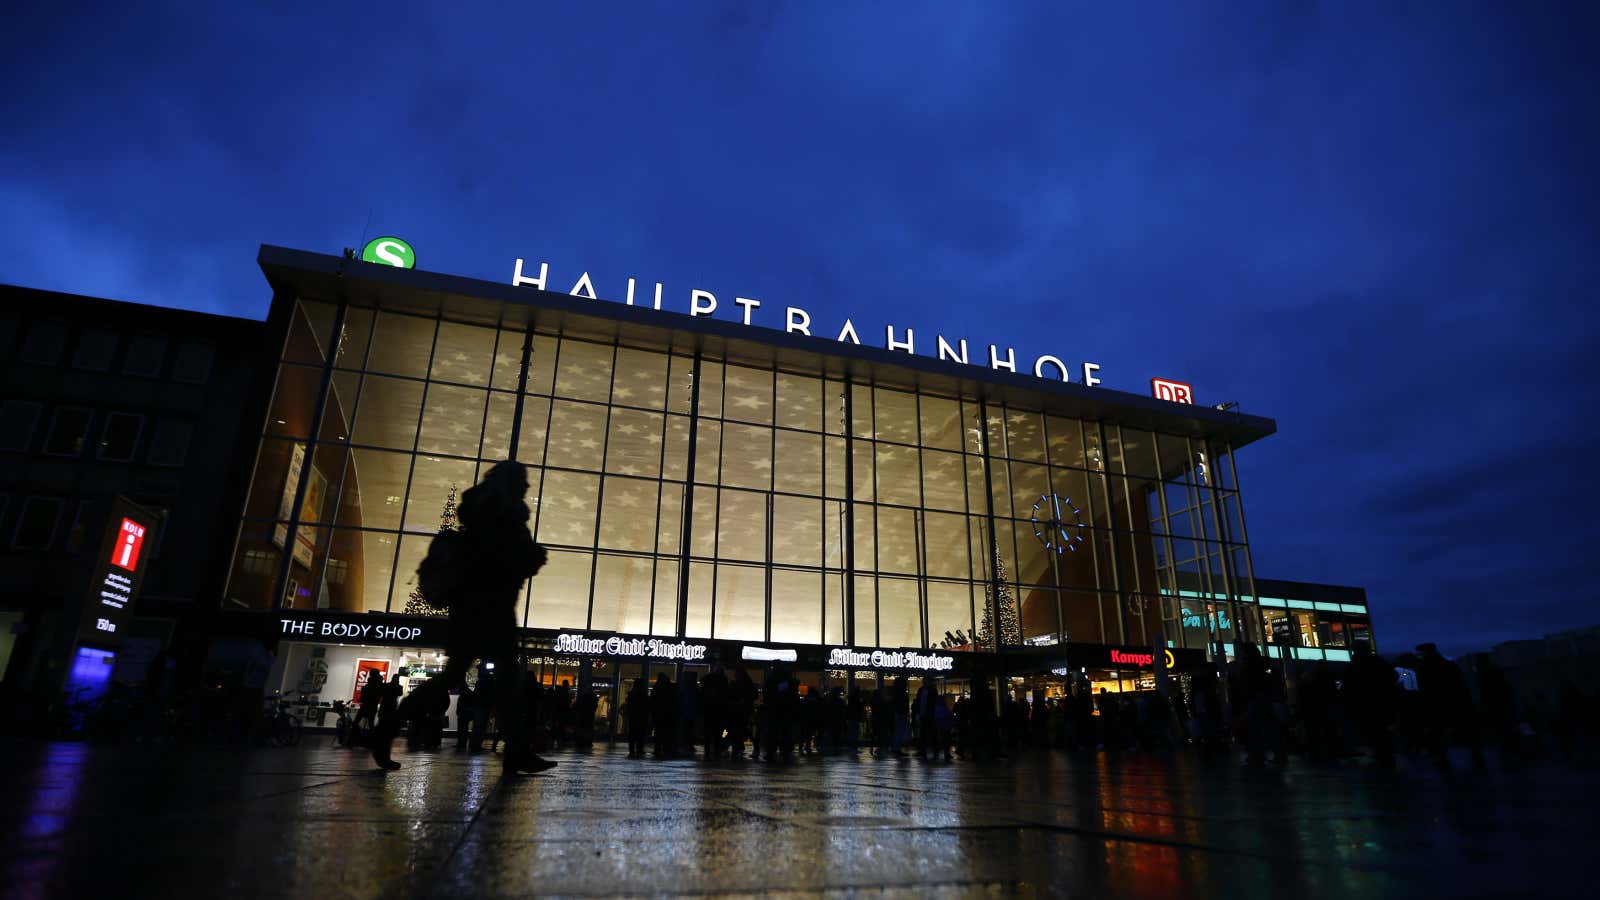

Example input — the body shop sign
[827,647,955,672]
[275,610,446,647]
[77,498,160,648]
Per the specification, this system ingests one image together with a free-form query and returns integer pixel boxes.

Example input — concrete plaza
[2,738,1591,897]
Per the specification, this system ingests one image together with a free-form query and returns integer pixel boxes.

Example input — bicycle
[262,692,303,747]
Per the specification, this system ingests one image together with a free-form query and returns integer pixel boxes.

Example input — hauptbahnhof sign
[512,259,1105,388]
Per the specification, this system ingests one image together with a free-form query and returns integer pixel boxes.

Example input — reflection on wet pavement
[1,740,1593,897]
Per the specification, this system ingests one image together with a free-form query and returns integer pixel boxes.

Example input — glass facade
[226,293,1266,657]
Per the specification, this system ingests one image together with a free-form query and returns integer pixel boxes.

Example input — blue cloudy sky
[3,1,1596,654]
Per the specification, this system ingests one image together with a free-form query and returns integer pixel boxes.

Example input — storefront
[265,609,453,727]
[224,243,1282,718]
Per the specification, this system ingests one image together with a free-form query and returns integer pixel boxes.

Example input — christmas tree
[977,545,1022,649]
[403,484,459,617]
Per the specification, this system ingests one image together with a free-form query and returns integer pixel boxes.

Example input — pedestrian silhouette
[651,673,677,759]
[625,678,650,758]
[368,461,554,775]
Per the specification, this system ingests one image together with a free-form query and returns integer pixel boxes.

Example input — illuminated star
[579,438,600,450]
[731,395,767,410]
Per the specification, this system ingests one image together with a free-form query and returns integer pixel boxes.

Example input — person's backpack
[415,529,469,613]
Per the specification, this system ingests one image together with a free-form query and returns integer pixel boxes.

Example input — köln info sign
[77,497,161,648]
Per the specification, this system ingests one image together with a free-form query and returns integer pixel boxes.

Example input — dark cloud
[2,1,1596,655]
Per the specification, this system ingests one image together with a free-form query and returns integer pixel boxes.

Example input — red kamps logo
[1109,649,1154,666]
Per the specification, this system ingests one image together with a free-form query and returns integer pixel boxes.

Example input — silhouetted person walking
[729,667,756,759]
[1416,642,1476,770]
[369,461,553,775]
[701,665,729,760]
[1344,646,1396,767]
[625,678,650,758]
[652,673,677,759]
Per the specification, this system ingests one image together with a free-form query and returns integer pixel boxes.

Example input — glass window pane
[1004,409,1046,462]
[337,447,413,531]
[657,484,684,556]
[854,575,877,646]
[516,396,551,466]
[283,299,339,365]
[878,577,920,649]
[666,356,694,415]
[1017,585,1060,643]
[773,430,821,496]
[526,333,558,395]
[918,395,962,451]
[693,420,722,485]
[723,365,773,425]
[850,385,872,438]
[265,364,324,440]
[921,450,966,512]
[527,549,592,629]
[350,375,423,450]
[825,573,845,644]
[873,388,917,444]
[689,487,717,557]
[1009,462,1050,520]
[696,362,723,419]
[553,339,614,402]
[611,347,669,411]
[320,370,360,443]
[823,499,846,569]
[853,506,876,572]
[875,443,920,507]
[662,415,690,481]
[224,524,285,610]
[430,321,496,386]
[597,476,660,553]
[852,442,874,502]
[604,408,664,478]
[717,489,767,562]
[924,512,970,580]
[714,563,765,640]
[775,373,821,431]
[1046,417,1085,468]
[772,495,823,567]
[591,554,655,634]
[928,581,973,651]
[719,424,772,491]
[771,568,821,644]
[824,437,847,499]
[491,328,526,391]
[389,533,433,614]
[685,562,714,638]
[404,456,478,533]
[545,400,609,471]
[418,384,487,457]
[535,470,600,547]
[366,312,435,378]
[876,506,919,575]
[652,560,680,635]
[480,392,517,461]
[314,527,392,613]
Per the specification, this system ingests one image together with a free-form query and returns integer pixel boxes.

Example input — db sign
[1151,378,1194,404]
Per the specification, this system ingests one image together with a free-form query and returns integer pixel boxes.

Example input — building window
[241,549,275,575]
[0,400,42,452]
[123,335,167,377]
[146,421,193,467]
[44,407,94,457]
[172,341,214,384]
[64,500,93,553]
[325,558,349,586]
[98,413,145,461]
[71,329,119,371]
[13,497,63,549]
[19,319,69,366]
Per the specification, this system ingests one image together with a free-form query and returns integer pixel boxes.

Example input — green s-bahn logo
[361,236,416,269]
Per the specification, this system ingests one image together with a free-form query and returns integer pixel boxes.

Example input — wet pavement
[2,738,1593,898]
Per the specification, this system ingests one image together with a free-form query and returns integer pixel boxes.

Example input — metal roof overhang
[258,245,1276,451]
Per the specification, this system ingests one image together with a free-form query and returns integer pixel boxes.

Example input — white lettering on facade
[937,335,968,364]
[510,261,1108,388]
[554,633,708,661]
[786,307,811,336]
[885,325,914,354]
[512,258,548,290]
[690,290,717,317]
[826,647,955,672]
[1034,355,1069,381]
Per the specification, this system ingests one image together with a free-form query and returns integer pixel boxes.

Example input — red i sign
[1151,378,1194,404]
[110,518,147,573]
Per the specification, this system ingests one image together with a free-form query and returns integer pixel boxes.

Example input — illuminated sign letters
[513,259,1106,389]
[553,633,708,662]
[274,611,444,647]
[362,236,416,269]
[1151,378,1194,404]
[77,499,159,649]
[826,647,956,672]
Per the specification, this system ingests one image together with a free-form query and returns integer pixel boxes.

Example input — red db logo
[1151,378,1194,404]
